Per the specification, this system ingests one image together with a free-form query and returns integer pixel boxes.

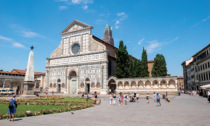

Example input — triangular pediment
[61,20,93,34]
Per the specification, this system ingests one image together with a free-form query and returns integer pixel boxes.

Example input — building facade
[0,69,45,94]
[182,44,210,90]
[177,76,184,90]
[45,20,177,94]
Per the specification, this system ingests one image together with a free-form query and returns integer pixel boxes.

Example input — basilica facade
[45,20,178,94]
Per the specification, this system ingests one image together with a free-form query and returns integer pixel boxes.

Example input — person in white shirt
[208,90,210,103]
[153,92,156,103]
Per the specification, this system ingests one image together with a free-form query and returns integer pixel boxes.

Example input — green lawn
[0,97,93,115]
[0,104,66,114]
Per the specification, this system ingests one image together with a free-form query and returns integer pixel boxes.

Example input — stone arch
[96,82,100,89]
[0,80,3,87]
[145,80,151,89]
[62,83,65,88]
[80,83,84,88]
[138,81,144,89]
[5,80,11,88]
[69,71,77,76]
[91,82,95,88]
[153,80,159,88]
[50,83,52,88]
[53,83,56,88]
[124,81,129,89]
[108,79,116,93]
[118,81,123,89]
[168,79,176,88]
[160,80,167,88]
[131,81,136,89]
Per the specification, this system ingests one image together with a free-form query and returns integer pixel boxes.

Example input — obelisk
[22,46,35,95]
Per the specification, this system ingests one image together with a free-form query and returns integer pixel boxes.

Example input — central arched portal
[108,79,116,93]
[69,71,77,94]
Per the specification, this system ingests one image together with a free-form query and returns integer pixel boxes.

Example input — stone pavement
[1,94,210,126]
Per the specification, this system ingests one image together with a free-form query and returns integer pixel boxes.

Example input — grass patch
[0,96,94,119]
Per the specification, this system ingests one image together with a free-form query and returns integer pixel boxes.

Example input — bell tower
[102,24,114,46]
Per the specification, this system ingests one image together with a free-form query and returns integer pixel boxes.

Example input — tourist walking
[121,92,124,104]
[110,93,113,105]
[124,93,128,105]
[146,93,149,104]
[136,93,139,103]
[113,93,116,105]
[153,92,156,103]
[86,92,89,102]
[118,93,122,105]
[8,95,17,121]
[156,93,161,106]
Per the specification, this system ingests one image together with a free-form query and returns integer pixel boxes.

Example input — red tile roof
[148,60,154,63]
[0,69,45,76]
[177,76,184,79]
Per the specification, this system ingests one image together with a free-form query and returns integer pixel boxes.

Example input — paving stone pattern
[1,94,210,126]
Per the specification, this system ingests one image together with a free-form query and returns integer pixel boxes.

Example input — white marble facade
[45,20,178,94]
[45,20,108,94]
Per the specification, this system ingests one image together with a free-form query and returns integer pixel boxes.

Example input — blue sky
[0,0,209,76]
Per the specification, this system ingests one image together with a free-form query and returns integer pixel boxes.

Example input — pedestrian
[156,93,161,106]
[94,92,97,104]
[113,93,116,105]
[121,92,124,104]
[118,93,122,105]
[146,93,149,104]
[86,92,89,102]
[52,90,54,95]
[208,90,210,103]
[136,93,139,103]
[124,93,128,105]
[8,95,17,121]
[134,92,136,101]
[153,92,156,103]
[110,93,113,105]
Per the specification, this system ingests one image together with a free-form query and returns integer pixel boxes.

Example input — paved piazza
[1,94,210,126]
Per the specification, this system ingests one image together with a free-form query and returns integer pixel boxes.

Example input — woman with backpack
[8,95,17,121]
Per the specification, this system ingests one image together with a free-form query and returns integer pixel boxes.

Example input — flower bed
[0,96,93,120]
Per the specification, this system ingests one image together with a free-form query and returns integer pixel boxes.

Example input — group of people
[109,92,163,106]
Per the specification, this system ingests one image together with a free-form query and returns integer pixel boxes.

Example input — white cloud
[22,31,39,38]
[202,16,210,22]
[10,24,41,38]
[193,16,210,27]
[117,12,125,16]
[72,0,82,4]
[0,35,12,41]
[115,25,119,29]
[115,12,128,29]
[115,20,120,25]
[0,35,27,49]
[55,0,69,2]
[82,5,88,10]
[72,0,92,4]
[13,42,26,48]
[59,5,68,10]
[146,40,161,54]
[138,38,144,45]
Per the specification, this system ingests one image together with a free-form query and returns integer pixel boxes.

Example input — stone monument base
[22,81,35,95]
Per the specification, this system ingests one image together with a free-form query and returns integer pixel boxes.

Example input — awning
[200,84,210,89]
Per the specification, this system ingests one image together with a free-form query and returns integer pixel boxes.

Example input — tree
[141,47,149,77]
[129,57,135,77]
[135,59,142,77]
[152,54,167,77]
[0,69,3,71]
[116,41,130,78]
